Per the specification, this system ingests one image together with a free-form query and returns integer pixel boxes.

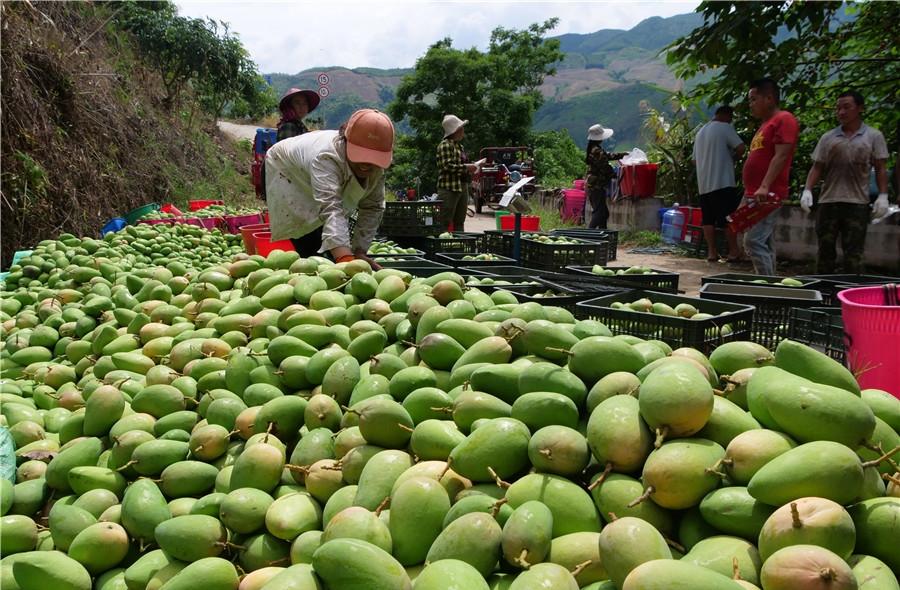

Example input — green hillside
[265,13,702,147]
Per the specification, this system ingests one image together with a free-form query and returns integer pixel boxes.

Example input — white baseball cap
[587,124,614,141]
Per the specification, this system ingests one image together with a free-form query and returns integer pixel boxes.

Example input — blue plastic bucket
[102,217,128,236]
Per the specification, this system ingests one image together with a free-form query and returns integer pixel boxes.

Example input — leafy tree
[666,1,899,194]
[389,20,563,193]
[529,130,585,189]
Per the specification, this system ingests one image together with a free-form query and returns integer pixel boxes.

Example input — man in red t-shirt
[740,78,799,275]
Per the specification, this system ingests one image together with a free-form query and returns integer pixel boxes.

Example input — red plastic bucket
[619,163,659,198]
[561,189,586,222]
[253,231,295,257]
[573,179,586,190]
[838,285,900,396]
[499,215,540,231]
[224,213,263,234]
[406,188,417,200]
[240,223,269,254]
[189,199,224,211]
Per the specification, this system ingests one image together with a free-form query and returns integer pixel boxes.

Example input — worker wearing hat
[277,88,321,142]
[585,123,627,229]
[436,114,477,232]
[265,109,394,267]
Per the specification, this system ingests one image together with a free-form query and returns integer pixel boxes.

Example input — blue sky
[176,1,699,73]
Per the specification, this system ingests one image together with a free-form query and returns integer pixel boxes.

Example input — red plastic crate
[678,206,703,243]
[619,164,658,198]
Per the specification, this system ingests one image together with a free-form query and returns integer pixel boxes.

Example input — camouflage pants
[815,202,870,274]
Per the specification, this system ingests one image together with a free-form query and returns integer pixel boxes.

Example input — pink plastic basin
[838,285,900,397]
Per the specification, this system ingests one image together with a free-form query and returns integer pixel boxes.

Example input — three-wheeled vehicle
[471,146,536,213]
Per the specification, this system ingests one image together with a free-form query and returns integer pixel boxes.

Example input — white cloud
[176,0,699,73]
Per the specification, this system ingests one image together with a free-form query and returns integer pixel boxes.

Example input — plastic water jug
[661,205,685,245]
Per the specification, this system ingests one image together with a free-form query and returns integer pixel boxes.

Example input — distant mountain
[265,12,703,148]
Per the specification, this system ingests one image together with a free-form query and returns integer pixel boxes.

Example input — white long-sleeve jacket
[264,130,385,252]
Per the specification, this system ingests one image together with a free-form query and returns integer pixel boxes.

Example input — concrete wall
[604,197,665,232]
[773,205,900,273]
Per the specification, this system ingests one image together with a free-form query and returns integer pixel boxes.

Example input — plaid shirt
[436,138,469,191]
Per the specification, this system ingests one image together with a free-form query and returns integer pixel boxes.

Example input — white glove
[800,189,813,213]
[872,193,889,218]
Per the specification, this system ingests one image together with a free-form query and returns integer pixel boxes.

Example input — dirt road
[217,121,258,142]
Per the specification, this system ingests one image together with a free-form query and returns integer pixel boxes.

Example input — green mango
[527,425,589,477]
[449,418,530,482]
[450,391,511,432]
[759,545,855,590]
[639,363,714,444]
[598,516,672,588]
[758,496,855,562]
[861,388,900,432]
[501,500,553,569]
[121,478,171,544]
[347,331,388,364]
[506,473,599,537]
[511,392,578,431]
[131,439,190,476]
[587,395,653,474]
[229,442,284,493]
[11,551,92,590]
[159,461,218,498]
[387,366,436,401]
[749,441,864,506]
[847,554,900,590]
[520,319,577,363]
[585,371,641,413]
[410,419,466,462]
[682,535,761,585]
[641,438,724,510]
[45,437,103,493]
[250,563,317,589]
[48,503,97,552]
[156,557,239,590]
[589,473,675,535]
[696,396,761,448]
[312,538,410,589]
[623,559,745,590]
[353,450,413,510]
[857,416,900,475]
[708,341,774,376]
[413,559,489,590]
[131,384,186,418]
[848,498,900,574]
[517,362,587,409]
[237,532,292,571]
[322,506,391,552]
[265,492,321,541]
[67,522,130,574]
[748,366,875,448]
[0,515,37,554]
[389,476,450,566]
[775,338,860,394]
[723,429,796,486]
[426,512,502,577]
[67,466,126,497]
[154,514,227,562]
[401,387,452,424]
[698,487,774,541]
[469,364,521,405]
[567,337,645,386]
[321,356,360,406]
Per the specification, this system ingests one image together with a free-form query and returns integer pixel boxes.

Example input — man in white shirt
[693,106,746,262]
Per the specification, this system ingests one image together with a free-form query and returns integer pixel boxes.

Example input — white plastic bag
[620,148,649,166]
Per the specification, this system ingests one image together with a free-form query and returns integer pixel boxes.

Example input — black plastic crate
[460,265,563,279]
[796,274,898,306]
[421,234,479,256]
[499,280,601,313]
[436,252,517,268]
[788,307,846,364]
[481,230,548,257]
[378,201,445,237]
[552,228,619,261]
[367,239,426,258]
[701,273,823,291]
[576,289,754,354]
[699,282,823,350]
[566,265,679,294]
[367,255,427,262]
[521,237,608,271]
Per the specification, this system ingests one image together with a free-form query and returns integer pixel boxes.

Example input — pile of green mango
[367,241,421,256]
[142,205,264,221]
[1,225,899,590]
[591,265,659,277]
[465,277,540,288]
[461,254,505,262]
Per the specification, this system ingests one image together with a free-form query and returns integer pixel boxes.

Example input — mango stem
[396,423,415,433]
[664,535,685,554]
[627,485,654,508]
[570,560,593,578]
[732,557,741,580]
[489,497,508,517]
[543,347,574,356]
[882,472,900,486]
[374,496,390,517]
[790,502,802,528]
[587,462,613,491]
[861,444,900,469]
[487,466,510,489]
[654,426,669,449]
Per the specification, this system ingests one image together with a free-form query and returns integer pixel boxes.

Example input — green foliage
[641,103,703,203]
[620,230,664,247]
[389,20,563,194]
[527,201,581,231]
[1,151,49,209]
[667,1,899,193]
[529,130,584,189]
[114,1,272,119]
[385,135,421,193]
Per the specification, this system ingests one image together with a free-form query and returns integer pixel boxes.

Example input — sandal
[706,256,720,262]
